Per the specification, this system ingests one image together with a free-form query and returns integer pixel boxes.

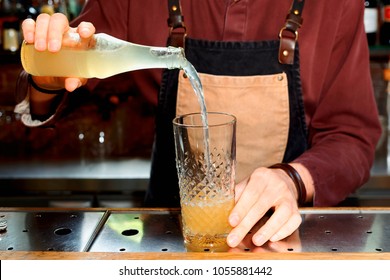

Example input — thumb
[64,77,86,92]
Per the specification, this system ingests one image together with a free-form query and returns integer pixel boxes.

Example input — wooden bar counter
[1,207,390,260]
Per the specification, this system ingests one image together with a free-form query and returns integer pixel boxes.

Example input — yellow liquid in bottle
[21,34,186,78]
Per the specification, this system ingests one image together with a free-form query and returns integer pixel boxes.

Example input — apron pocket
[176,71,289,182]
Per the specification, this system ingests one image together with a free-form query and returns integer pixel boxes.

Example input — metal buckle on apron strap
[167,0,187,48]
[278,0,305,65]
[167,0,305,57]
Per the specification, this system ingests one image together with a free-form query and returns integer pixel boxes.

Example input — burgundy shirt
[21,0,381,206]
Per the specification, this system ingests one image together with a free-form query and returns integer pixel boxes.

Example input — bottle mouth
[150,46,187,70]
[150,46,184,57]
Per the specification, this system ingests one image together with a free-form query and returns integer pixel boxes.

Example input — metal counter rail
[1,208,390,253]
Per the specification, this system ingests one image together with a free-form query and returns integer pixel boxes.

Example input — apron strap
[279,0,305,65]
[167,0,187,48]
[166,0,305,63]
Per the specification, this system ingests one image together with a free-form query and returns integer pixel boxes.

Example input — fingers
[76,21,96,38]
[251,203,301,246]
[228,200,300,248]
[227,199,268,247]
[233,177,248,202]
[22,13,69,52]
[21,18,36,43]
[47,13,70,52]
[33,13,49,50]
[227,169,270,247]
[269,210,301,242]
[22,13,96,53]
[232,169,269,219]
[32,13,61,51]
[64,77,87,92]
[21,10,97,50]
[31,76,86,93]
[227,167,302,248]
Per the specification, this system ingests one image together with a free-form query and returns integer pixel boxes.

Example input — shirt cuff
[14,70,68,127]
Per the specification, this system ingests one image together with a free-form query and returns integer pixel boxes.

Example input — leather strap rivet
[171,5,177,11]
[293,9,300,15]
[283,50,289,57]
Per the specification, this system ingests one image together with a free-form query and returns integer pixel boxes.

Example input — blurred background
[0,0,152,208]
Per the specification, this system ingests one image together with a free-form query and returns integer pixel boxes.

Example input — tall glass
[173,112,236,251]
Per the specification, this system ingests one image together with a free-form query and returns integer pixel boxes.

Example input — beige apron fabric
[176,71,290,182]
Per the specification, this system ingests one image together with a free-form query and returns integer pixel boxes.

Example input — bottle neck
[364,0,377,8]
[90,33,189,77]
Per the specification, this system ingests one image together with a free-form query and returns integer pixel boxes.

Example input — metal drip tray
[298,209,390,253]
[240,209,390,253]
[0,210,105,252]
[89,209,390,253]
[1,208,390,253]
[89,210,185,252]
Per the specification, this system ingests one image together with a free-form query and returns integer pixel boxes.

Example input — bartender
[15,0,381,248]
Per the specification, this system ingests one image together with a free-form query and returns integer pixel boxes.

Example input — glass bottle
[380,0,390,45]
[2,20,19,51]
[364,0,379,46]
[20,32,189,78]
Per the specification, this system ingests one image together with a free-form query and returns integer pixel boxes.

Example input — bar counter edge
[1,207,390,260]
[1,251,390,260]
